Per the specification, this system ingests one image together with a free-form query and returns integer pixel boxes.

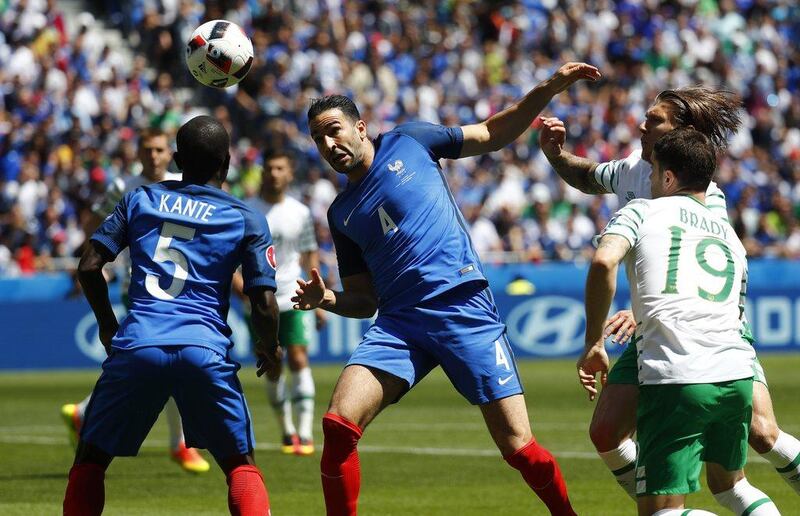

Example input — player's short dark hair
[307,95,361,123]
[652,128,716,192]
[263,150,294,168]
[655,87,743,149]
[139,127,167,142]
[175,116,230,183]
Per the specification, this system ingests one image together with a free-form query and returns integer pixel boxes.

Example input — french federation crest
[388,160,405,175]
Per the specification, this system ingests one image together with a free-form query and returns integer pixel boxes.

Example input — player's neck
[674,189,706,205]
[262,191,284,204]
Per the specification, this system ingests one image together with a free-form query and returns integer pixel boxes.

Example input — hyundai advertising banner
[2,261,799,370]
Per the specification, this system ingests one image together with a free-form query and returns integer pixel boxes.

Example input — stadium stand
[1,0,799,278]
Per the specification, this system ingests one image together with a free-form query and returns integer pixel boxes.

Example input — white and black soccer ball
[185,20,254,88]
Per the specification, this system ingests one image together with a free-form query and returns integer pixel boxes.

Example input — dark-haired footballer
[292,62,601,516]
[64,116,281,516]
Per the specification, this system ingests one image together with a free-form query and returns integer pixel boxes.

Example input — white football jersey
[593,149,728,219]
[248,196,318,312]
[601,196,755,384]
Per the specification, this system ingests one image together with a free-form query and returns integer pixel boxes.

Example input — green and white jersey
[249,196,318,312]
[593,149,728,219]
[601,196,755,385]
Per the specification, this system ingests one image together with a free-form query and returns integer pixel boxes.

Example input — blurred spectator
[1,0,799,276]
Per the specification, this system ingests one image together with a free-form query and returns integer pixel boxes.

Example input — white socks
[266,373,296,437]
[652,510,717,516]
[598,438,637,500]
[291,367,315,442]
[713,478,780,515]
[164,397,185,450]
[762,430,800,494]
[266,368,316,441]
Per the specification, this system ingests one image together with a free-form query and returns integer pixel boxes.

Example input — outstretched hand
[547,62,601,95]
[292,268,326,311]
[577,343,609,402]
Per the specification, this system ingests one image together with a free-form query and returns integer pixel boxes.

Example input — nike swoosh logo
[498,375,514,386]
[343,203,361,226]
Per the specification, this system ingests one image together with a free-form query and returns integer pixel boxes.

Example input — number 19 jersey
[601,195,755,385]
[91,181,277,355]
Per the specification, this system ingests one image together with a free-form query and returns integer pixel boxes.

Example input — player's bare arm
[292,268,378,319]
[538,116,607,194]
[578,234,631,400]
[77,241,119,353]
[249,287,282,378]
[459,62,601,158]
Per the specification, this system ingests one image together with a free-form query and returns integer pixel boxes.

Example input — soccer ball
[185,20,254,88]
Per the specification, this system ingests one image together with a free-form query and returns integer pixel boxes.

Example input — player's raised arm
[538,116,607,194]
[293,269,378,319]
[459,62,600,158]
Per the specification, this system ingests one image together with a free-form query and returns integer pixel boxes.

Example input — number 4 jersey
[91,181,277,354]
[601,195,755,385]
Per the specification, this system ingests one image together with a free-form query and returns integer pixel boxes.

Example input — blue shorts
[81,345,255,463]
[348,281,523,405]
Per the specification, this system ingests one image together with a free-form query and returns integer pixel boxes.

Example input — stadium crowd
[1,0,799,277]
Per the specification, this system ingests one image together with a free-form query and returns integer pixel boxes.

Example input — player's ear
[173,151,183,171]
[664,169,677,191]
[356,119,367,140]
[218,153,231,183]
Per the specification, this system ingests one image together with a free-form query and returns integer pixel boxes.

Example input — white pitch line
[0,433,769,463]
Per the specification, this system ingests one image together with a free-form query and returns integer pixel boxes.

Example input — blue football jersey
[92,181,277,354]
[327,122,487,313]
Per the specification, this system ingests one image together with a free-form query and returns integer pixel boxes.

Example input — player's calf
[505,439,577,516]
[226,464,270,516]
[63,463,106,516]
[750,382,800,495]
[320,413,363,516]
[713,478,780,515]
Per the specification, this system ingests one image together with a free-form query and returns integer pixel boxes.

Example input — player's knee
[589,416,622,452]
[749,412,779,454]
[287,346,308,371]
[74,440,113,469]
[321,413,363,474]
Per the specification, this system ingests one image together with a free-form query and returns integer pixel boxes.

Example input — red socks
[320,413,363,516]
[505,439,576,516]
[63,463,105,516]
[227,465,270,516]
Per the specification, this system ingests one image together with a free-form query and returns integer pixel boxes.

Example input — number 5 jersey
[91,181,277,354]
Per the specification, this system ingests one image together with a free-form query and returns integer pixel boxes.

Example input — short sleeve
[240,208,277,292]
[600,199,648,248]
[327,211,369,278]
[705,181,729,221]
[593,159,623,194]
[392,122,464,160]
[92,177,126,218]
[298,208,318,253]
[91,191,131,257]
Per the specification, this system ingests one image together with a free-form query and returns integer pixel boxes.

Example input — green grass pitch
[1,356,798,515]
